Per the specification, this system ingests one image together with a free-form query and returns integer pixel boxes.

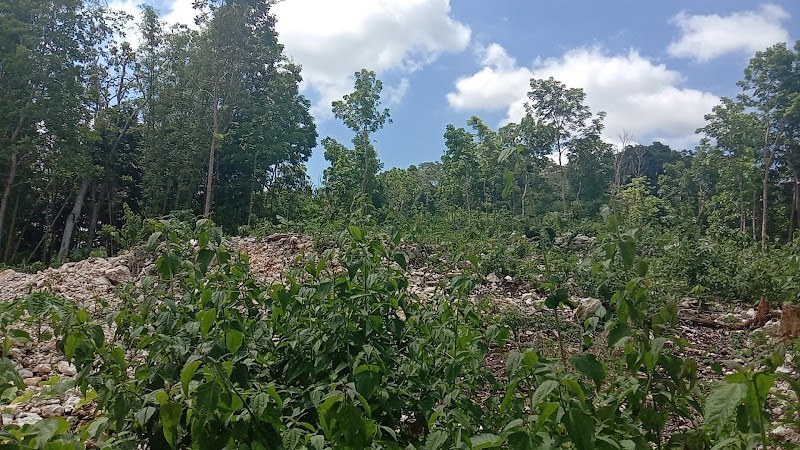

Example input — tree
[332,70,391,201]
[0,0,106,257]
[525,77,595,215]
[498,114,554,216]
[739,41,799,249]
[326,69,391,211]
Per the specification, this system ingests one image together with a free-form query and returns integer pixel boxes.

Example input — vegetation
[0,1,799,449]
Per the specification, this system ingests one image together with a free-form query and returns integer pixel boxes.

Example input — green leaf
[225,330,244,354]
[530,379,559,406]
[470,433,503,449]
[0,358,23,389]
[64,333,81,360]
[197,249,215,275]
[160,402,182,446]
[33,417,70,447]
[564,406,595,450]
[619,240,635,269]
[607,322,631,347]
[157,251,180,279]
[198,309,216,336]
[425,429,448,450]
[704,382,747,433]
[181,359,202,396]
[348,225,363,242]
[570,353,607,388]
[636,259,648,277]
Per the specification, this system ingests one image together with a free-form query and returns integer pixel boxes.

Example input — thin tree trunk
[557,140,567,215]
[26,201,68,265]
[0,152,19,248]
[522,172,529,216]
[87,184,100,252]
[790,181,797,239]
[204,81,221,218]
[57,179,90,264]
[3,188,21,262]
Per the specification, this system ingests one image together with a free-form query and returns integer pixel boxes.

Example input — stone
[573,298,603,322]
[569,234,596,250]
[64,395,82,413]
[779,304,800,340]
[104,265,132,284]
[32,363,51,375]
[57,361,77,376]
[23,376,41,386]
[41,404,64,417]
[18,369,33,379]
[504,275,513,282]
[485,273,500,284]
[15,412,42,426]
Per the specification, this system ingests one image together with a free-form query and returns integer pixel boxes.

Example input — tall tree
[0,0,105,256]
[331,69,391,205]
[525,77,594,215]
[738,42,799,248]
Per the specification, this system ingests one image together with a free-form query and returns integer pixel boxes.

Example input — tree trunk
[556,139,567,215]
[57,179,90,264]
[760,159,770,251]
[204,82,221,218]
[3,188,20,262]
[0,152,19,248]
[87,184,100,252]
[521,172,528,217]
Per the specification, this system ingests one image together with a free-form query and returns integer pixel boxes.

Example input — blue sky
[113,1,799,184]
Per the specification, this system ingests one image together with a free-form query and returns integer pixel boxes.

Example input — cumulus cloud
[108,0,201,49]
[667,4,790,62]
[447,45,720,150]
[384,78,411,105]
[272,0,471,117]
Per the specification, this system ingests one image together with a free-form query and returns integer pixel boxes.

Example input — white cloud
[385,78,411,105]
[108,0,201,49]
[272,0,471,117]
[667,4,790,62]
[447,45,720,150]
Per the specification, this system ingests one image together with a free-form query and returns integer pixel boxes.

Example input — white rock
[32,363,51,375]
[18,369,33,378]
[573,298,603,322]
[15,412,42,426]
[504,275,513,282]
[104,265,132,284]
[41,404,64,417]
[485,273,500,284]
[57,361,77,376]
[64,395,82,413]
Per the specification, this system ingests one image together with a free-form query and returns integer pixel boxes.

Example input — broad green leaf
[619,240,635,269]
[33,417,70,447]
[64,333,81,360]
[348,225,363,242]
[704,382,747,433]
[470,433,503,449]
[181,359,202,396]
[197,249,215,275]
[607,322,630,347]
[0,358,23,389]
[160,402,182,446]
[570,353,606,388]
[198,309,216,336]
[531,379,559,406]
[425,429,448,450]
[226,329,244,354]
[563,406,595,450]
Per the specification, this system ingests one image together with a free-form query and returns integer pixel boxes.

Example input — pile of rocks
[0,253,139,304]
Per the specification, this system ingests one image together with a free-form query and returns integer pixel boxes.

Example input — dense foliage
[1,0,800,448]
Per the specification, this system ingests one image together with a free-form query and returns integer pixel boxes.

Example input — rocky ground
[1,233,798,445]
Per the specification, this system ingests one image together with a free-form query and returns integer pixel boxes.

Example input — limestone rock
[57,361,77,376]
[573,298,602,322]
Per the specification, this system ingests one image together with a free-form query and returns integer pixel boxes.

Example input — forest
[1,0,800,449]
